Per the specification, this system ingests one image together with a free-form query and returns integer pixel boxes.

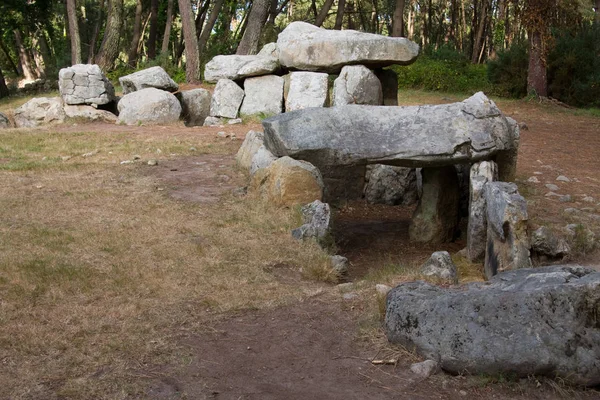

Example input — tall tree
[96,0,124,71]
[178,0,201,82]
[66,0,82,64]
[88,0,105,63]
[334,0,346,29]
[236,0,270,55]
[198,0,225,55]
[161,0,174,54]
[147,0,159,59]
[471,0,489,63]
[315,0,335,27]
[127,0,143,66]
[13,30,37,80]
[596,0,600,22]
[0,66,9,98]
[391,0,406,36]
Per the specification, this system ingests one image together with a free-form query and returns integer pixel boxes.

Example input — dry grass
[0,125,332,398]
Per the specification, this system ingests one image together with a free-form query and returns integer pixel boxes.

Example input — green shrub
[548,25,600,108]
[487,42,529,98]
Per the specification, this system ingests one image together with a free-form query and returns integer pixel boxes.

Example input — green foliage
[548,25,600,108]
[487,42,529,98]
[393,46,495,94]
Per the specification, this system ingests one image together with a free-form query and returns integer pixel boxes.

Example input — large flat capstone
[277,22,419,72]
[385,265,600,386]
[263,92,519,171]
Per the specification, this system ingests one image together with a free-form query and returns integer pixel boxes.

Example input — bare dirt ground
[1,92,599,399]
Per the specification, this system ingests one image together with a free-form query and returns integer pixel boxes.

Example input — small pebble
[545,184,559,191]
[556,175,571,182]
[559,195,572,203]
[133,155,141,160]
[545,192,560,197]
[564,208,578,214]
[583,196,595,203]
[189,147,197,152]
[216,131,228,138]
[120,160,133,165]
[227,118,242,125]
[533,171,543,175]
[459,390,467,396]
[147,159,158,166]
[527,176,540,183]
[375,284,392,296]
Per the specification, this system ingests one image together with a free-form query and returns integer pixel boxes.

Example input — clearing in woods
[0,90,599,399]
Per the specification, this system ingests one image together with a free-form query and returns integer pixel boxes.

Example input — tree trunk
[14,30,37,80]
[161,0,175,54]
[236,0,270,55]
[198,0,225,54]
[88,0,105,64]
[36,31,55,75]
[471,0,487,63]
[127,0,143,67]
[66,0,82,64]
[315,0,336,27]
[346,0,355,30]
[0,66,9,98]
[449,0,457,43]
[195,0,210,41]
[96,0,124,71]
[334,0,346,29]
[178,0,201,82]
[419,0,427,47]
[391,0,405,36]
[527,30,547,96]
[147,0,159,59]
[596,0,600,22]
[0,39,20,76]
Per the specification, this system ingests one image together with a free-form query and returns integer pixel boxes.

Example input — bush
[487,42,528,98]
[393,45,495,94]
[548,25,600,108]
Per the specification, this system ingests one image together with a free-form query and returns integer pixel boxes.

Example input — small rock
[189,147,197,151]
[583,196,595,203]
[227,118,242,125]
[330,255,349,276]
[564,208,579,214]
[343,293,358,301]
[519,122,528,130]
[216,131,228,138]
[147,159,158,166]
[120,160,133,165]
[545,183,559,191]
[420,251,458,284]
[61,156,72,161]
[556,175,571,182]
[545,191,560,197]
[203,116,224,126]
[527,176,539,183]
[133,155,141,160]
[375,284,392,296]
[459,390,467,396]
[82,149,100,158]
[559,195,572,203]
[410,360,439,379]
[531,226,570,258]
[533,171,543,175]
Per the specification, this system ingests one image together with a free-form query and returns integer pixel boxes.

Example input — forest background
[0,0,599,108]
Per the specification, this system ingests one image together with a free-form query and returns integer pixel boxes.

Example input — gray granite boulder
[210,79,245,119]
[204,55,279,83]
[59,64,116,105]
[291,200,331,241]
[240,75,284,116]
[332,65,382,106]
[531,226,570,260]
[364,165,418,206]
[285,72,329,112]
[467,161,498,262]
[119,66,178,95]
[250,145,277,175]
[177,88,211,127]
[117,88,181,125]
[277,21,419,72]
[385,265,600,386]
[64,105,117,123]
[0,112,10,128]
[484,182,531,279]
[236,130,264,171]
[14,97,66,128]
[420,251,458,284]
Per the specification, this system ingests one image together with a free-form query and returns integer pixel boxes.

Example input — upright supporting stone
[484,182,531,279]
[467,161,498,262]
[409,167,459,244]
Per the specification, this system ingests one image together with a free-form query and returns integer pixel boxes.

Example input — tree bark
[13,30,37,80]
[315,0,335,27]
[0,66,9,98]
[527,30,547,96]
[236,0,270,55]
[334,0,346,29]
[66,0,82,64]
[0,38,20,76]
[147,0,159,59]
[471,0,488,63]
[161,0,175,54]
[178,0,201,82]
[195,0,210,41]
[596,0,600,22]
[391,0,405,37]
[88,0,105,64]
[127,0,143,67]
[96,0,124,71]
[198,0,225,54]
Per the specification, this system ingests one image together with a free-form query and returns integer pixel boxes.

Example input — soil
[22,96,600,398]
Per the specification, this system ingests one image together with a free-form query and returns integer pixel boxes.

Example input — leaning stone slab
[0,112,10,128]
[177,88,211,127]
[236,130,264,172]
[210,79,244,119]
[277,22,419,72]
[119,66,178,95]
[332,65,382,106]
[385,265,600,387]
[204,55,279,83]
[117,88,181,125]
[263,92,520,195]
[59,64,116,105]
[14,97,66,128]
[364,165,418,206]
[250,156,324,207]
[484,182,531,279]
[285,72,329,112]
[64,105,117,123]
[240,75,284,117]
[467,161,498,262]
